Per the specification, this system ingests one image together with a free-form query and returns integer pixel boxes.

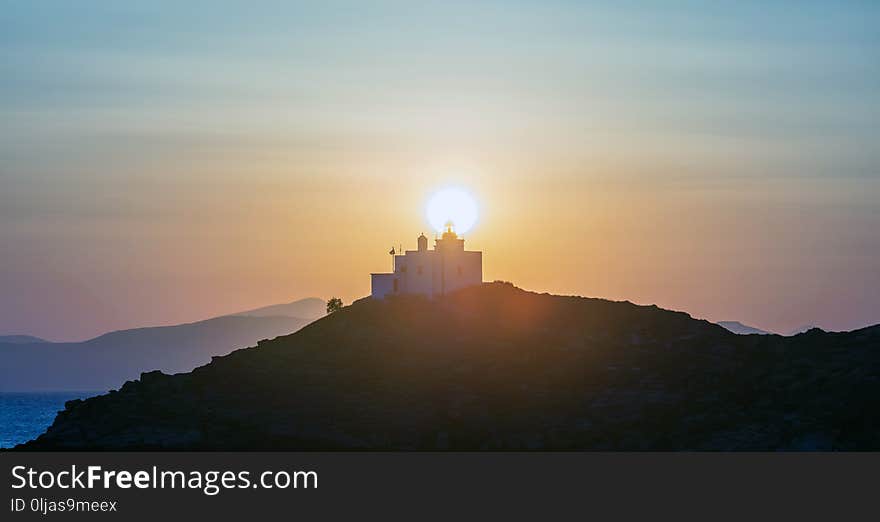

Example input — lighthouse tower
[370,226,482,299]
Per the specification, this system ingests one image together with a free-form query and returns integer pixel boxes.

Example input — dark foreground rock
[17,283,880,450]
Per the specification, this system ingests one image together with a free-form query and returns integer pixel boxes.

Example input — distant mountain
[785,324,823,336]
[0,335,48,344]
[717,321,772,335]
[19,283,880,451]
[233,298,326,320]
[0,298,323,392]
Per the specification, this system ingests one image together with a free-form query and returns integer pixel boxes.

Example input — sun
[426,187,479,234]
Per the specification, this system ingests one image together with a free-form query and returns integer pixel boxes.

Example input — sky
[1,0,878,340]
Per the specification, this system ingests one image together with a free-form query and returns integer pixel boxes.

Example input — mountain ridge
[717,321,773,335]
[0,298,325,392]
[2,297,326,345]
[231,298,325,320]
[0,335,48,344]
[19,283,880,450]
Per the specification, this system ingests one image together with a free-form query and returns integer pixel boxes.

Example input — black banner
[1,452,876,520]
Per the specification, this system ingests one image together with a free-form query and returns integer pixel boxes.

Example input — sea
[0,392,100,448]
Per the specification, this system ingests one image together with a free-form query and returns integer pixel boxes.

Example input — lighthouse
[370,226,482,299]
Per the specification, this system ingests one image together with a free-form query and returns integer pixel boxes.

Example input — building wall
[433,250,481,296]
[397,250,435,298]
[371,239,482,300]
[370,273,396,299]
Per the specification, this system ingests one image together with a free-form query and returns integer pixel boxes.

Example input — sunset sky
[2,1,878,340]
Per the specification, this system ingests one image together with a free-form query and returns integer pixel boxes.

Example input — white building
[371,226,482,299]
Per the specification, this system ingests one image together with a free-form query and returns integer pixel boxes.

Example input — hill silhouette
[18,283,880,450]
[717,321,772,335]
[0,335,48,344]
[785,324,823,336]
[232,298,326,319]
[0,298,323,392]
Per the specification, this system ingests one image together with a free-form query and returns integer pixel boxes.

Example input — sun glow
[426,187,479,234]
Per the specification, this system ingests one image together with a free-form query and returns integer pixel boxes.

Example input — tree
[326,297,343,314]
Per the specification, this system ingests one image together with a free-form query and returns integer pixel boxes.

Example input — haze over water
[2,1,878,340]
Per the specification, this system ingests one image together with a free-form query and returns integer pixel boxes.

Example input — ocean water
[0,392,99,448]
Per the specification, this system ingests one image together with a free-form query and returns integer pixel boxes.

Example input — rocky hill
[18,283,880,450]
